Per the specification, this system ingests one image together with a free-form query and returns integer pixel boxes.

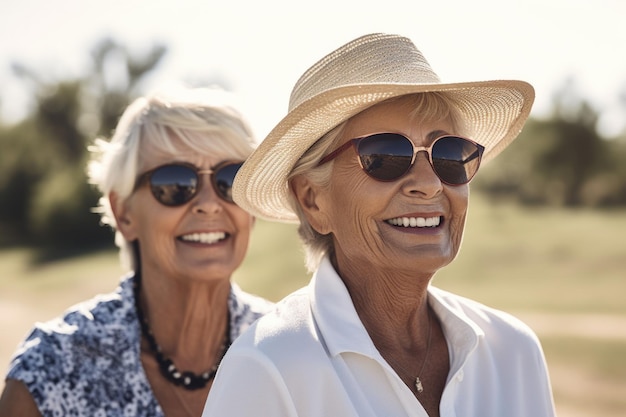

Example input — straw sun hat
[233,33,534,222]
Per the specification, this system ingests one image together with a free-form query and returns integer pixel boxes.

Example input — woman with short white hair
[1,88,273,417]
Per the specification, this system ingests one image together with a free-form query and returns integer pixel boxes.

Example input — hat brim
[233,80,534,222]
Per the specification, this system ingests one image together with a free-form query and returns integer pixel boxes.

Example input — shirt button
[456,370,464,382]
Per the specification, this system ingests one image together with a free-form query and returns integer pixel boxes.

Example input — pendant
[415,377,424,393]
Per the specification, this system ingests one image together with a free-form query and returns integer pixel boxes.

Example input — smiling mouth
[385,216,442,228]
[179,232,227,244]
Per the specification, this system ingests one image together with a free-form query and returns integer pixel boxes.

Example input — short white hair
[87,87,256,271]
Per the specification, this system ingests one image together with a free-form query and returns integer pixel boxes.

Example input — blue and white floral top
[5,274,274,417]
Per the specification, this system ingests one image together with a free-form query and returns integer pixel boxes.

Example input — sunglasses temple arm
[318,140,355,166]
[461,148,483,165]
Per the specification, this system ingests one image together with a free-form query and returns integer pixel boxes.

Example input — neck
[332,254,432,349]
[133,268,231,390]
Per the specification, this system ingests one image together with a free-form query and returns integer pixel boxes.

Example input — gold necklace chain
[389,308,433,394]
[170,384,202,417]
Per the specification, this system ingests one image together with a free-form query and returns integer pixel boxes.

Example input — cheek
[230,209,254,260]
[450,210,467,250]
[326,174,390,253]
[129,197,181,249]
[140,215,180,258]
[448,186,470,249]
[326,173,369,228]
[132,219,181,273]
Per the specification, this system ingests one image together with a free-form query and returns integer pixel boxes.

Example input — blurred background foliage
[476,79,626,207]
[0,38,167,257]
[0,38,625,260]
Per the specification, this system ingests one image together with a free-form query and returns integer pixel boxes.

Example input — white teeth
[386,216,441,228]
[180,232,226,244]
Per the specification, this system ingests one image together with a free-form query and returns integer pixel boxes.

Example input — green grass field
[1,193,624,416]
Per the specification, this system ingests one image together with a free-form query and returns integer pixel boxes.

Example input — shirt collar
[310,256,378,358]
[309,256,483,368]
[427,286,484,371]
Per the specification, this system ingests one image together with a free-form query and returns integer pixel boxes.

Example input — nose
[401,151,443,198]
[191,174,223,214]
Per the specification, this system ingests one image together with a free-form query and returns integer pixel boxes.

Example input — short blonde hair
[87,87,256,271]
[288,92,468,272]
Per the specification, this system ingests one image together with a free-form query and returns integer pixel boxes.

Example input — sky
[1,0,625,139]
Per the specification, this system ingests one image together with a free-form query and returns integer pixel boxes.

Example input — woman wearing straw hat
[201,33,556,417]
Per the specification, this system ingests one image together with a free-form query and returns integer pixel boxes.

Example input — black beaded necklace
[133,271,231,390]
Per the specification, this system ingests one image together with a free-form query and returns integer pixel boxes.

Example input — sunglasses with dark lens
[317,133,485,185]
[135,161,243,206]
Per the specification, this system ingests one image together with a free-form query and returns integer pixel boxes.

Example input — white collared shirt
[203,256,556,417]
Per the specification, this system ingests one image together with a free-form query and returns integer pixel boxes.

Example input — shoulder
[430,288,555,414]
[230,283,275,316]
[229,283,275,339]
[430,286,542,348]
[228,286,320,361]
[216,285,332,398]
[11,277,133,355]
[6,276,139,390]
[5,275,160,415]
[256,287,312,336]
[44,275,136,340]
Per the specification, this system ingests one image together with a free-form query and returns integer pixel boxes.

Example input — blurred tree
[0,120,47,244]
[0,38,167,254]
[87,37,167,136]
[475,78,626,207]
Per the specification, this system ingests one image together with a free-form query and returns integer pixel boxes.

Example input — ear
[109,192,139,241]
[290,175,332,235]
